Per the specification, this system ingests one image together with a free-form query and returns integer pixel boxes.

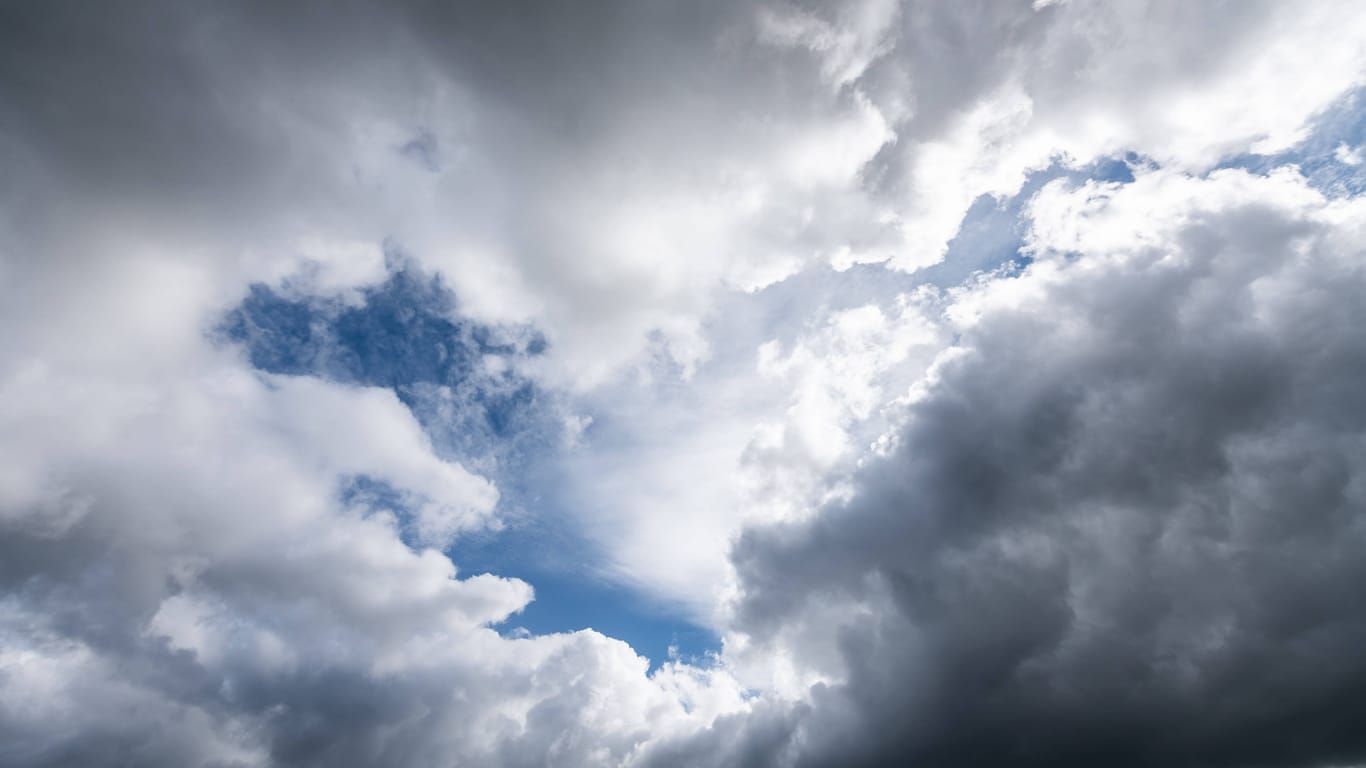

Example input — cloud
[0,267,750,764]
[221,260,556,490]
[676,165,1366,767]
[5,1,1366,766]
[5,0,1361,385]
[854,0,1366,270]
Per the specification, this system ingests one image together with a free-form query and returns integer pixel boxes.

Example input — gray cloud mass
[4,2,1366,767]
[663,172,1366,767]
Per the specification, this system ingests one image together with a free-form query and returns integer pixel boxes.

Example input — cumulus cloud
[684,166,1366,767]
[5,1,1366,767]
[0,4,753,762]
[0,250,750,765]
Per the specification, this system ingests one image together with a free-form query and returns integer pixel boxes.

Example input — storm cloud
[676,169,1366,768]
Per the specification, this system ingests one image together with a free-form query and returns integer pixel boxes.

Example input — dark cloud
[682,170,1366,768]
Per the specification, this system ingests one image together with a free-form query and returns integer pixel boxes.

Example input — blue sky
[223,262,718,667]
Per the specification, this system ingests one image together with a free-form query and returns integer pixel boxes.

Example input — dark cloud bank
[646,176,1366,767]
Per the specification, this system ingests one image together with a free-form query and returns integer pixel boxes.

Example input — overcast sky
[4,1,1366,766]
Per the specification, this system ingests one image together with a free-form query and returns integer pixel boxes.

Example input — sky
[4,1,1366,766]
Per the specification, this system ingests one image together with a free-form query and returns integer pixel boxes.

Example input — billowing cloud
[4,1,1366,767]
[672,166,1366,767]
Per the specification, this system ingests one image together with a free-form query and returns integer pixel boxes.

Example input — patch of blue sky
[451,509,721,670]
[918,153,1141,287]
[338,467,716,669]
[337,470,714,668]
[219,258,550,477]
[219,257,714,670]
[1218,87,1366,196]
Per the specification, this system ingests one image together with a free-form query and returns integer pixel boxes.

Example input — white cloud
[0,249,750,763]
[864,0,1366,270]
[5,2,1366,766]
